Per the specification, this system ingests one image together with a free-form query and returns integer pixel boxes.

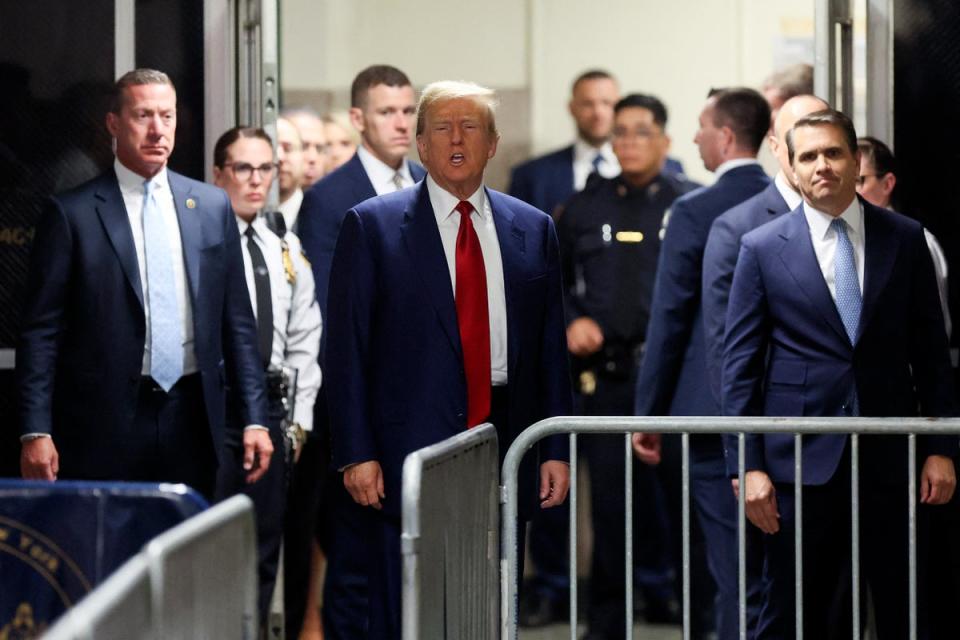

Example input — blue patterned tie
[831,217,861,345]
[143,179,183,391]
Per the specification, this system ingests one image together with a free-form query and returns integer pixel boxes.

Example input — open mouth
[450,153,465,166]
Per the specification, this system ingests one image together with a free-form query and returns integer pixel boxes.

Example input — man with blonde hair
[326,80,572,638]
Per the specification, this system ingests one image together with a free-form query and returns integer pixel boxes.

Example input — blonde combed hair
[416,80,499,138]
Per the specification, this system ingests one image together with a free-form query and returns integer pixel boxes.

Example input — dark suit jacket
[702,182,790,403]
[722,199,956,484]
[326,181,572,517]
[633,164,770,459]
[508,144,687,219]
[508,146,575,218]
[16,168,268,478]
[296,152,426,328]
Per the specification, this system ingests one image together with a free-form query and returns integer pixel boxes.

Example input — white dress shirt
[357,144,414,195]
[572,138,620,191]
[237,216,323,430]
[278,187,304,232]
[114,158,197,376]
[426,176,508,385]
[803,197,866,302]
[774,172,803,211]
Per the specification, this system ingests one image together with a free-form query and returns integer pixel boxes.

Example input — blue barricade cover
[0,479,207,636]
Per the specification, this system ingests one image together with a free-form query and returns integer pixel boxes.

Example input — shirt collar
[803,195,863,240]
[774,172,803,210]
[426,175,487,224]
[115,157,169,194]
[235,213,270,239]
[714,157,760,180]
[573,138,616,166]
[357,144,412,188]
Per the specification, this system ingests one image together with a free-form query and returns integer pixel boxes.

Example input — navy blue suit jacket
[702,182,790,403]
[16,169,268,478]
[722,199,955,484]
[296,152,426,329]
[508,146,575,218]
[633,164,770,448]
[326,181,572,517]
[509,144,687,218]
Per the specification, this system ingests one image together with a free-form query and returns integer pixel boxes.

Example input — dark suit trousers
[62,373,217,497]
[366,385,528,639]
[215,394,288,625]
[759,438,926,640]
[284,390,331,639]
[580,372,677,637]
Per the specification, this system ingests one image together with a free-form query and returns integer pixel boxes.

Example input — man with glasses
[556,93,698,640]
[211,125,322,628]
[855,136,950,336]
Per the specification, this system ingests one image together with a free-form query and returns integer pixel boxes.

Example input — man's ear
[882,172,897,199]
[349,107,365,134]
[106,111,119,139]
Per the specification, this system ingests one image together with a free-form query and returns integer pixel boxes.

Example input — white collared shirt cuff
[244,425,269,432]
[20,433,51,442]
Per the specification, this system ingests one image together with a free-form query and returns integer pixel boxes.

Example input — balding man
[326,80,572,639]
[284,108,328,189]
[275,116,305,232]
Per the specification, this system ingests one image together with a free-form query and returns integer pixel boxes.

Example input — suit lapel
[858,200,897,339]
[344,154,377,204]
[95,171,144,309]
[777,208,850,344]
[401,183,463,359]
[168,172,202,306]
[489,189,524,377]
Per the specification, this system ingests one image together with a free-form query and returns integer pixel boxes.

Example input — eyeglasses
[223,162,277,181]
[856,174,880,186]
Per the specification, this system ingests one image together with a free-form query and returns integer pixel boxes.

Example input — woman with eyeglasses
[211,126,322,633]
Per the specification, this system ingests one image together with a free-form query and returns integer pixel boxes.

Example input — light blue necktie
[831,217,861,345]
[143,179,183,391]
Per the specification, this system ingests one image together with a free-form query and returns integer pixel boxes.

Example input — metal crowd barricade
[402,423,500,640]
[500,416,960,640]
[44,494,257,640]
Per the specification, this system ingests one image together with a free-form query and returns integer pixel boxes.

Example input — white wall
[280,0,814,187]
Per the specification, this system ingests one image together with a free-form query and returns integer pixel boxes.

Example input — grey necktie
[392,171,405,191]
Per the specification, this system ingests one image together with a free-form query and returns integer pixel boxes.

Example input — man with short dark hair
[701,93,828,639]
[17,68,272,499]
[295,64,425,639]
[631,87,771,638]
[327,79,571,639]
[558,92,699,639]
[723,109,956,638]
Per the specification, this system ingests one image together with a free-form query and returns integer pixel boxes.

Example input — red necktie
[454,200,491,428]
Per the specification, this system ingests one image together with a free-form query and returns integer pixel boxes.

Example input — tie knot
[143,179,156,197]
[591,153,604,171]
[244,225,255,238]
[455,200,474,218]
[830,217,848,236]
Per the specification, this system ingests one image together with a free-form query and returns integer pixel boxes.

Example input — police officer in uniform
[557,94,698,640]
[211,126,322,628]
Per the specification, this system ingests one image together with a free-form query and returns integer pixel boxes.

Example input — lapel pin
[185,198,196,209]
